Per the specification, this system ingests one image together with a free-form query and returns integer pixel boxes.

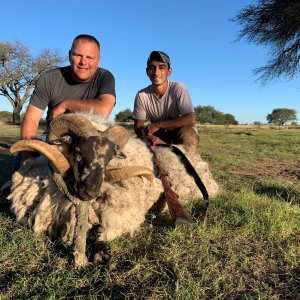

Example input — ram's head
[10,114,129,200]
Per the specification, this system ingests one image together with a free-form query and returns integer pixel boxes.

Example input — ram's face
[72,136,115,200]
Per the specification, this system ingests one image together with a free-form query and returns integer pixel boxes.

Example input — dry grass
[0,123,300,299]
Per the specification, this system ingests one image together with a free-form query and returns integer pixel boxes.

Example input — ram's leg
[88,225,111,264]
[73,200,90,268]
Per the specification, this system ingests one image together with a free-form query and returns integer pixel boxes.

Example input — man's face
[146,61,172,86]
[69,40,100,83]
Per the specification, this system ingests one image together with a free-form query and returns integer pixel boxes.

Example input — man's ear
[168,67,173,77]
[68,50,72,61]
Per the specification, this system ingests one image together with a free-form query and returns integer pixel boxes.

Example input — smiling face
[146,61,172,87]
[69,39,100,83]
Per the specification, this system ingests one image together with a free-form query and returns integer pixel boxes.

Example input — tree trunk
[12,106,22,125]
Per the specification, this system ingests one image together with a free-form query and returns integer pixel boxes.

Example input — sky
[0,0,299,124]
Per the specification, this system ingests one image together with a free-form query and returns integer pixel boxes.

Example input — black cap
[147,51,171,67]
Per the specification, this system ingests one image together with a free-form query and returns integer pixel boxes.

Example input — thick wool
[108,137,219,202]
[8,114,219,247]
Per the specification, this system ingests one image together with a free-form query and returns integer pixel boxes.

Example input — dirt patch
[229,158,300,184]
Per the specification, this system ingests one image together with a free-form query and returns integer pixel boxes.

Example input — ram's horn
[10,140,70,174]
[105,166,154,183]
[47,113,99,141]
[105,125,129,150]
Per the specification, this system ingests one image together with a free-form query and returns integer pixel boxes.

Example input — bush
[114,108,133,122]
[0,111,13,124]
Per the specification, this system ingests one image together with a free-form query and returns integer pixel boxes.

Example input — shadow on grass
[0,152,14,220]
[253,181,300,205]
[0,229,177,299]
[0,190,15,221]
[0,152,14,186]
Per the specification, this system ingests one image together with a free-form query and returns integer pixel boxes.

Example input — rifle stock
[141,129,194,226]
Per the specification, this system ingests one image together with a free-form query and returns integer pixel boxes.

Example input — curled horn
[104,126,129,150]
[47,113,99,141]
[48,113,130,150]
[10,140,70,174]
[105,166,154,183]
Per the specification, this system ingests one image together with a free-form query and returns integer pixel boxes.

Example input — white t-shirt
[132,81,194,122]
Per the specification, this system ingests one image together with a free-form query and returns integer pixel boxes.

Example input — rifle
[141,129,195,226]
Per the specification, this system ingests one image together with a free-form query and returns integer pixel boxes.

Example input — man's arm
[20,104,44,163]
[50,94,116,120]
[21,104,44,139]
[147,112,196,135]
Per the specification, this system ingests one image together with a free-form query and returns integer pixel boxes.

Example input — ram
[8,113,219,267]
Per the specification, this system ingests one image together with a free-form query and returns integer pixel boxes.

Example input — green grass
[0,124,300,299]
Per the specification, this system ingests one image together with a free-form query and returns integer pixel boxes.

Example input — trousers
[154,126,199,152]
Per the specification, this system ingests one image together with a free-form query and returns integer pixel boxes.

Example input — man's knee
[178,126,199,152]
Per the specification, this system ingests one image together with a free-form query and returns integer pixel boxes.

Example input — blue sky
[1,0,299,124]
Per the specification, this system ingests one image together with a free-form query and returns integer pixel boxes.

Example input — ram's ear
[49,135,73,145]
[114,145,127,159]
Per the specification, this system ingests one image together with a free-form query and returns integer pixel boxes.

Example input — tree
[233,0,300,83]
[194,105,216,124]
[114,108,133,122]
[0,40,65,124]
[223,113,238,125]
[194,105,238,125]
[266,108,297,125]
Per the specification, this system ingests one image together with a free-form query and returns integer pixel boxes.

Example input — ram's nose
[78,185,95,201]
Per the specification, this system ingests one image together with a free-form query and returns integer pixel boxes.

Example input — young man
[133,50,199,153]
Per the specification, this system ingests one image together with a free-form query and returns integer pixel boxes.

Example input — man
[20,34,116,164]
[133,50,199,153]
[0,34,116,196]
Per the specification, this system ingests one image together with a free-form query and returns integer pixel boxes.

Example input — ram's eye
[114,145,127,159]
[76,153,82,162]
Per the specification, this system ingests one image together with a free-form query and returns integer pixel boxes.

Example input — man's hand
[50,102,68,120]
[146,122,160,135]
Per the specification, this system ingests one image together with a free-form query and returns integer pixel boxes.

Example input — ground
[230,159,300,183]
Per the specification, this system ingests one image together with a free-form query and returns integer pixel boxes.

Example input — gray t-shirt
[30,66,116,122]
[132,81,194,122]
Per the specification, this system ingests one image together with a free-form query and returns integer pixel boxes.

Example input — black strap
[155,144,209,219]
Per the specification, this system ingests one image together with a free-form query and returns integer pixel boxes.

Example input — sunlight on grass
[0,124,300,299]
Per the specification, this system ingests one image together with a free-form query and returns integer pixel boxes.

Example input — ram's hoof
[174,217,194,226]
[74,253,91,269]
[91,241,111,265]
[92,252,110,264]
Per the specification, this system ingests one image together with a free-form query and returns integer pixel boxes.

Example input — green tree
[114,108,133,122]
[266,108,297,125]
[233,0,300,83]
[194,105,216,123]
[0,40,65,124]
[194,105,238,125]
[223,113,238,125]
[253,121,262,126]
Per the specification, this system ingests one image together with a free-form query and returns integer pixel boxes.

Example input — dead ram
[8,113,219,268]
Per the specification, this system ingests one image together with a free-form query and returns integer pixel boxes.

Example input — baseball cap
[147,51,171,67]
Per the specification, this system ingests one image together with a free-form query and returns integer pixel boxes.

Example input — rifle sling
[154,144,209,215]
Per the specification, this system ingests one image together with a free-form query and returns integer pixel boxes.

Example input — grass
[0,123,300,299]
